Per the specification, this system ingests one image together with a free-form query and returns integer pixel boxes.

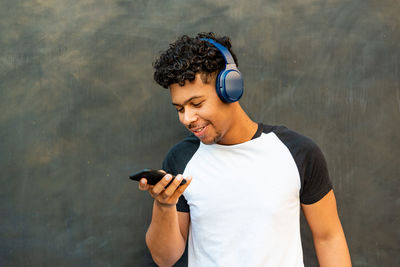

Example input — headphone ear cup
[215,71,225,101]
[200,38,244,103]
[216,69,244,103]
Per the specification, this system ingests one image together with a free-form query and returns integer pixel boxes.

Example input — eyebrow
[172,96,203,107]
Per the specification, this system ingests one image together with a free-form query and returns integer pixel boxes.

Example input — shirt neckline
[200,123,265,149]
[251,123,264,140]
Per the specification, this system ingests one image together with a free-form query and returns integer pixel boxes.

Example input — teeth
[194,127,204,133]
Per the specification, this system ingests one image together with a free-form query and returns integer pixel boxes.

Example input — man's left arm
[301,189,352,267]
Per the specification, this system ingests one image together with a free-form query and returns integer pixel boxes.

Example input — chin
[200,133,222,145]
[200,139,215,145]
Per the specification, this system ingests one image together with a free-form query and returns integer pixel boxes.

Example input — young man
[139,32,351,267]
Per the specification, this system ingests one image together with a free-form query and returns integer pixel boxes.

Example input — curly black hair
[153,32,239,88]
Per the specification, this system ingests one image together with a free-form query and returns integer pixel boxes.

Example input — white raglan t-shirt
[162,124,332,267]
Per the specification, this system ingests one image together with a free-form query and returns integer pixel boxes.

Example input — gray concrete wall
[1,0,399,266]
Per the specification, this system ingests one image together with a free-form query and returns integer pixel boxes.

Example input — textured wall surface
[1,0,399,266]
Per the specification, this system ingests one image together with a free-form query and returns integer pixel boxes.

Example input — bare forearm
[302,191,351,267]
[146,200,185,266]
[314,232,351,267]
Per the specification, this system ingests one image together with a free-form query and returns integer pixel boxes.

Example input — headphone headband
[200,38,236,65]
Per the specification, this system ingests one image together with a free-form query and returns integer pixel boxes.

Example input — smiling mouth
[190,124,209,137]
[193,126,205,133]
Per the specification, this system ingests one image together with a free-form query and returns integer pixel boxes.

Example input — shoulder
[165,134,200,159]
[163,134,200,175]
[261,124,320,154]
[259,124,332,204]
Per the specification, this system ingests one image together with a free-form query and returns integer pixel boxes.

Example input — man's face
[170,73,232,145]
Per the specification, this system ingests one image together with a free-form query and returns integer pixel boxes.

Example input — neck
[217,102,258,145]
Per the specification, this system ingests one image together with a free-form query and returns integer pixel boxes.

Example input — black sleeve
[299,141,333,204]
[162,153,190,212]
[270,125,332,204]
[161,135,200,212]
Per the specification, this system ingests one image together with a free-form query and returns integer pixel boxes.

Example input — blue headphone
[201,38,244,103]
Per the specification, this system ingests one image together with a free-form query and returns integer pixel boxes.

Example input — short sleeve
[162,156,190,212]
[299,142,332,204]
[161,135,200,212]
[176,195,190,212]
[270,125,333,205]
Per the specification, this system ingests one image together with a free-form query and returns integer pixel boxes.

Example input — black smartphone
[129,168,186,186]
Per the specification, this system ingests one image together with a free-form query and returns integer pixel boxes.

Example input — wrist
[155,199,176,210]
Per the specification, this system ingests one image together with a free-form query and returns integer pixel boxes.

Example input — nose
[180,107,198,126]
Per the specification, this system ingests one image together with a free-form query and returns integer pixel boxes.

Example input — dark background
[1,0,399,266]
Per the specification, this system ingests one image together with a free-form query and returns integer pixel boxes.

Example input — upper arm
[178,211,190,244]
[301,189,343,240]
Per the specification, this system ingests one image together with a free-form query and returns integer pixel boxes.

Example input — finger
[151,174,173,195]
[138,178,149,191]
[162,174,185,198]
[158,169,167,174]
[170,176,192,200]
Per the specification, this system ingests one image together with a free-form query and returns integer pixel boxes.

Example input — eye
[192,101,203,107]
[176,107,184,113]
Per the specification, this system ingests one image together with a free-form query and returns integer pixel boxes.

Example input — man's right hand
[138,171,192,207]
